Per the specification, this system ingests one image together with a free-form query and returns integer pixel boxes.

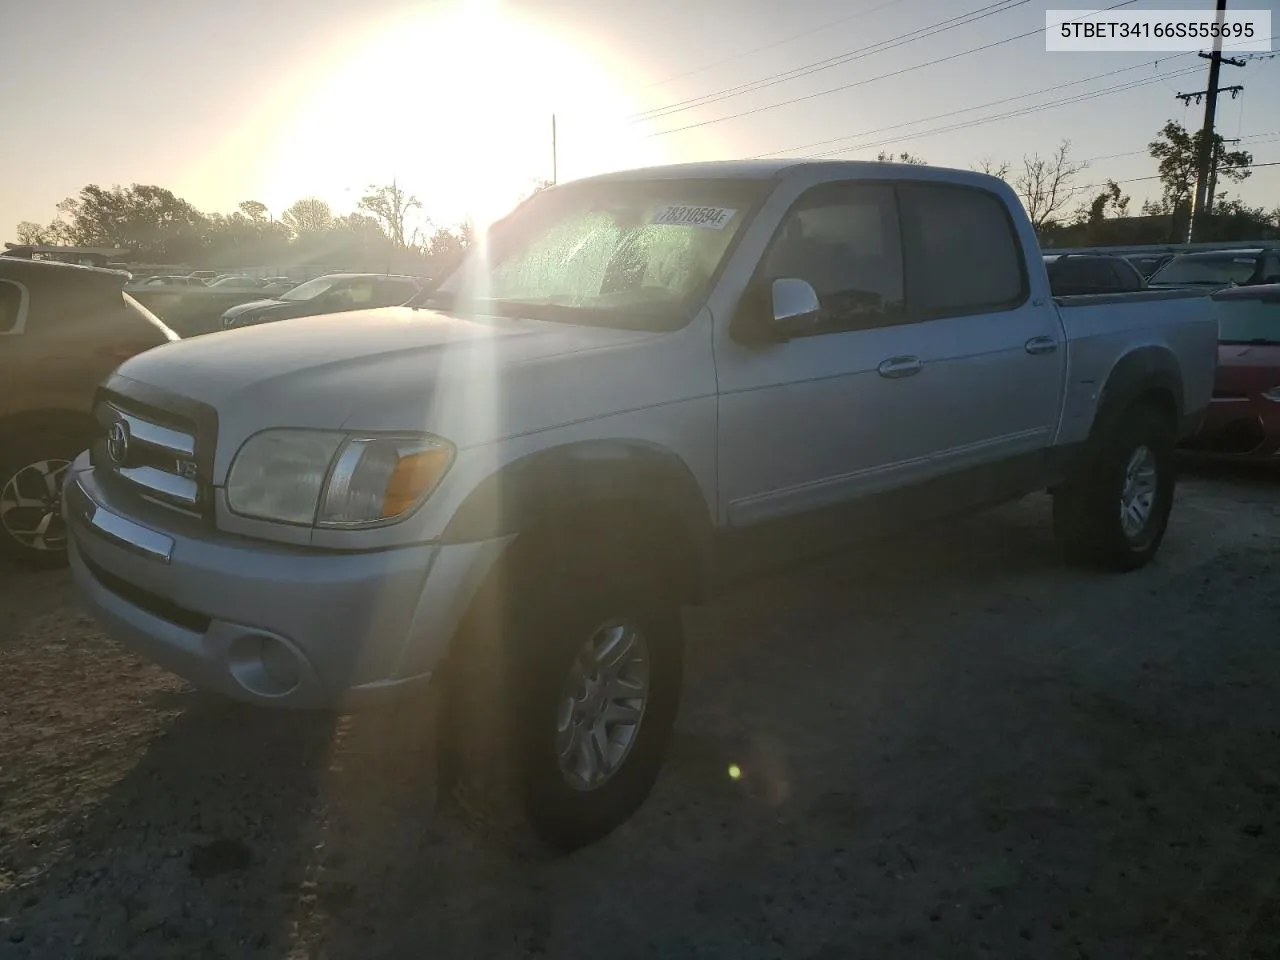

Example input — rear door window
[897,183,1027,318]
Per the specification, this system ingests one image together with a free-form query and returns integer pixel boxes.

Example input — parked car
[186,270,219,282]
[206,276,264,289]
[66,160,1217,849]
[1124,253,1174,280]
[1148,248,1280,292]
[0,258,176,566]
[127,275,207,290]
[219,273,422,329]
[1180,283,1280,460]
[1043,253,1146,296]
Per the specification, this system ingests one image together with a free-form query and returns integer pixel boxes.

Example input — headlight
[226,429,453,527]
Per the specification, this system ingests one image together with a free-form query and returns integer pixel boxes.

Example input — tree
[1015,140,1089,231]
[280,197,335,237]
[238,200,269,223]
[973,157,1012,181]
[1200,197,1278,242]
[1148,120,1252,217]
[358,181,421,248]
[1075,179,1130,225]
[14,221,55,245]
[51,183,208,261]
[423,224,474,274]
[875,151,927,165]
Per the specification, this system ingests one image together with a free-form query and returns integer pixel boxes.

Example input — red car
[1182,283,1280,460]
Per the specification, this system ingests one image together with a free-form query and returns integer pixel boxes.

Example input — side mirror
[729,276,822,346]
[771,277,821,332]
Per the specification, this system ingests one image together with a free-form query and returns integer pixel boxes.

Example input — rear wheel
[1053,404,1176,571]
[0,431,86,568]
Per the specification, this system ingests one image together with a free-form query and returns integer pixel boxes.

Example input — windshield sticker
[651,205,738,229]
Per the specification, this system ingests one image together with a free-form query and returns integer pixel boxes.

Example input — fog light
[228,632,302,698]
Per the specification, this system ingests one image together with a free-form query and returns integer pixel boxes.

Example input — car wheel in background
[0,432,87,568]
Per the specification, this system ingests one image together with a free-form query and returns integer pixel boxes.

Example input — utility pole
[1175,0,1246,241]
[551,114,558,185]
[1205,137,1241,216]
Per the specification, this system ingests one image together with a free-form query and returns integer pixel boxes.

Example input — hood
[1215,342,1280,394]
[114,306,665,476]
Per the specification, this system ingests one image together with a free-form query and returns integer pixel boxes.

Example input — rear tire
[0,431,86,568]
[440,537,684,852]
[1053,404,1176,571]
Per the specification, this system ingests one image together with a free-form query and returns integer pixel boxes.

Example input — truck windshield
[1149,254,1259,287]
[423,178,771,330]
[1216,299,1280,344]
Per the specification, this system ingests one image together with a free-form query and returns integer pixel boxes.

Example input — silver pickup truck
[65,160,1218,849]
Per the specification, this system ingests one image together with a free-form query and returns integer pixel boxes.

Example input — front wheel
[519,588,683,851]
[1053,404,1176,571]
[442,543,684,852]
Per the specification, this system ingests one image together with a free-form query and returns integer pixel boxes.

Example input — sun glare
[259,0,667,231]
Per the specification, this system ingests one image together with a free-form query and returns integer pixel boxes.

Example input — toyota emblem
[106,420,131,466]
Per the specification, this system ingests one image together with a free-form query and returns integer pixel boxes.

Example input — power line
[754,58,1193,159]
[640,0,1143,137]
[746,31,1279,162]
[790,65,1206,161]
[639,0,914,91]
[1083,129,1280,165]
[1075,157,1280,191]
[630,0,1034,123]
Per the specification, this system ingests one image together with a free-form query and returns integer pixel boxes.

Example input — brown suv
[0,258,177,567]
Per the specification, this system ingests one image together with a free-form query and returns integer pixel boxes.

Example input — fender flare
[1090,345,1183,441]
[440,439,715,599]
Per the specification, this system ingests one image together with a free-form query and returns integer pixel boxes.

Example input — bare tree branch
[1015,140,1089,231]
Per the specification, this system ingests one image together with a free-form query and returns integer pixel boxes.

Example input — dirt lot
[2,465,1279,960]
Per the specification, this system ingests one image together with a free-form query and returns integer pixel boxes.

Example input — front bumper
[1180,396,1280,460]
[65,454,507,710]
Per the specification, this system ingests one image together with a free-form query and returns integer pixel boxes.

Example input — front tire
[1053,404,1176,571]
[442,539,684,852]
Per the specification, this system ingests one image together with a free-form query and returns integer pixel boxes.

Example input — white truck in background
[66,160,1218,849]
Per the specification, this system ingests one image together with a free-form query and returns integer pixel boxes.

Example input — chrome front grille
[93,396,205,516]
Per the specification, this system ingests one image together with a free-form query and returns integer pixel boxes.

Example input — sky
[2,0,1278,237]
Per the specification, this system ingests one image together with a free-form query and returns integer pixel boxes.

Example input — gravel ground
[2,465,1279,960]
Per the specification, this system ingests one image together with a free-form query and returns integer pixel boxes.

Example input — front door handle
[1025,336,1058,355]
[877,356,923,379]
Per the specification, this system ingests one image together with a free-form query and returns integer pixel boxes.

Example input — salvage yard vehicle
[1147,248,1280,292]
[1181,283,1280,461]
[65,160,1218,849]
[219,273,423,330]
[1043,253,1145,297]
[0,259,176,566]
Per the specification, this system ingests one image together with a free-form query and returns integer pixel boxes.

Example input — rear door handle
[877,356,923,379]
[1025,336,1058,355]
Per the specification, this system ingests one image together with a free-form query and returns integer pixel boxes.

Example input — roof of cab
[570,159,1007,190]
